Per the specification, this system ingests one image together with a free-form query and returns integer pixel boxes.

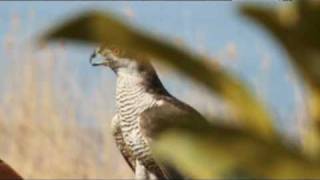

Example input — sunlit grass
[0,19,132,178]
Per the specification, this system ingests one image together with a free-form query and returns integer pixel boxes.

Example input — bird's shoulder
[139,95,206,139]
[139,95,202,180]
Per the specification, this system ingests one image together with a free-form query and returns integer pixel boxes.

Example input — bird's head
[90,45,155,77]
[90,45,169,95]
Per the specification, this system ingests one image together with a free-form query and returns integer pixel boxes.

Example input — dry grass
[0,24,132,178]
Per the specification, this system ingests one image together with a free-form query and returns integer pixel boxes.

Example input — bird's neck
[115,71,171,111]
[115,73,157,118]
[116,72,145,88]
[116,70,170,97]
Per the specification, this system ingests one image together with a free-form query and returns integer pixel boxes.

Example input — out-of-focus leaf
[241,1,320,89]
[241,0,320,157]
[40,11,276,139]
[152,122,320,179]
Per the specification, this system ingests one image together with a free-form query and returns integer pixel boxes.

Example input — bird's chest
[116,82,157,158]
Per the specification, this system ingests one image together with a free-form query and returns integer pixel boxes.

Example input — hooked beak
[89,50,109,66]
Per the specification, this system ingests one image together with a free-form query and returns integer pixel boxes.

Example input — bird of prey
[0,159,23,180]
[90,45,207,180]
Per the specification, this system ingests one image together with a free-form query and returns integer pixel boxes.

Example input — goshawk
[90,45,207,180]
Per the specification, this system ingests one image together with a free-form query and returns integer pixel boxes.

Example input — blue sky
[0,1,300,132]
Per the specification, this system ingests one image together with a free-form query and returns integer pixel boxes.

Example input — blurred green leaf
[153,123,320,179]
[41,11,276,139]
[241,0,320,157]
[241,1,320,90]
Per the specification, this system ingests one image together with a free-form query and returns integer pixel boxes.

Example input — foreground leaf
[241,0,320,157]
[153,124,320,179]
[241,1,320,90]
[41,11,276,139]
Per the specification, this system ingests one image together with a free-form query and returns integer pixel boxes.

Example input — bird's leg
[147,171,158,180]
[135,160,149,180]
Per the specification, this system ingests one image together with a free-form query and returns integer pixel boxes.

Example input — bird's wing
[139,97,208,179]
[140,96,207,140]
[111,114,136,172]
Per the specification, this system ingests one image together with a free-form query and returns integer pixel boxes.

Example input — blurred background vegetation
[2,0,320,179]
[0,36,132,178]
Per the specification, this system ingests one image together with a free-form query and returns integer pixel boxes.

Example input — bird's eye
[111,48,121,55]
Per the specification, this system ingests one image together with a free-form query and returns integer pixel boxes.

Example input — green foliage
[241,0,320,158]
[40,1,320,178]
[242,1,320,89]
[153,127,320,179]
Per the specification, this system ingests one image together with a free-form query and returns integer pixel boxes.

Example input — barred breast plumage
[90,46,207,180]
[116,74,162,176]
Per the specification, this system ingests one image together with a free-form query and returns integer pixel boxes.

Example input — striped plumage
[116,72,164,179]
[90,46,206,179]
